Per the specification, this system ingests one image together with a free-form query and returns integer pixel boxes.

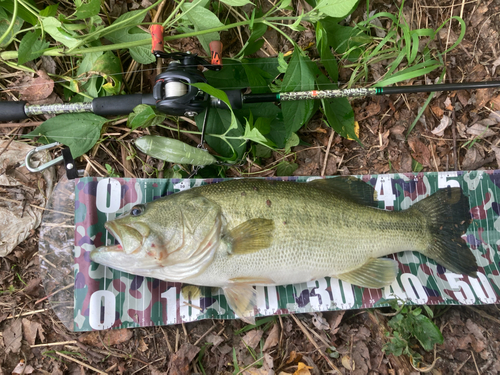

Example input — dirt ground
[2,0,500,374]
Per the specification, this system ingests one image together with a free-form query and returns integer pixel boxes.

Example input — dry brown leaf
[11,361,34,375]
[329,310,345,335]
[242,368,270,375]
[461,145,483,170]
[19,70,54,102]
[444,97,453,111]
[341,355,355,371]
[138,337,148,352]
[431,115,452,137]
[263,352,274,371]
[457,91,471,107]
[311,312,329,331]
[78,328,132,348]
[167,343,200,375]
[4,319,22,354]
[490,146,500,169]
[293,362,313,375]
[206,333,224,348]
[22,318,45,346]
[467,123,496,138]
[475,88,496,109]
[286,351,302,365]
[430,105,444,118]
[408,138,431,167]
[242,329,263,350]
[263,324,279,351]
[23,278,42,296]
[489,94,500,110]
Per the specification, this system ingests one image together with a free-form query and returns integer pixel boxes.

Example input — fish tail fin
[411,186,477,277]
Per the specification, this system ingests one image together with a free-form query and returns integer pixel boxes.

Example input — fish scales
[186,179,429,286]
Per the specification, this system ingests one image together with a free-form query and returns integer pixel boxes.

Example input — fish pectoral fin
[336,258,399,289]
[223,284,257,324]
[227,218,274,255]
[309,177,378,207]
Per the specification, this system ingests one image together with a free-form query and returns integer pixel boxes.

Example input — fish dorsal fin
[223,284,257,324]
[227,218,275,255]
[335,258,399,289]
[309,177,378,207]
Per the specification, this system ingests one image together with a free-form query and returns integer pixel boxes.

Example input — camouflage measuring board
[73,171,500,331]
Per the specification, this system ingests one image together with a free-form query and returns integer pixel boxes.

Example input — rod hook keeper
[25,142,64,172]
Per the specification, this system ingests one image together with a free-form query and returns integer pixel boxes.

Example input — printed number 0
[89,291,116,330]
[96,178,121,213]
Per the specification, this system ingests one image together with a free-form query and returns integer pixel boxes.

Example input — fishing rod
[4,77,500,123]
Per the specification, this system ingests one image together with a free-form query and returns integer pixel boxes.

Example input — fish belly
[184,180,430,287]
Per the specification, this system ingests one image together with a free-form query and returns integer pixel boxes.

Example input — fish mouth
[102,221,143,254]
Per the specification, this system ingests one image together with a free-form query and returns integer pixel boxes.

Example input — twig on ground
[55,351,107,375]
[321,129,335,177]
[290,314,342,374]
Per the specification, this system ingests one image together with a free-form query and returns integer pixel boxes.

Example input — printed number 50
[445,272,497,304]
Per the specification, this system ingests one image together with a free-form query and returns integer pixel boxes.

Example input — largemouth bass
[91,178,478,323]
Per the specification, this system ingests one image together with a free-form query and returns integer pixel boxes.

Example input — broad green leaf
[242,63,272,94]
[18,30,50,64]
[243,123,267,144]
[180,2,223,54]
[191,82,238,132]
[254,117,271,135]
[315,0,358,19]
[0,9,23,47]
[77,51,103,76]
[254,144,272,158]
[277,52,288,74]
[311,64,357,142]
[276,161,298,176]
[316,21,338,81]
[91,51,122,95]
[40,4,59,17]
[322,20,371,61]
[42,17,80,49]
[104,11,155,64]
[22,113,107,158]
[74,0,101,20]
[239,22,266,56]
[127,105,165,130]
[205,59,250,89]
[284,132,299,153]
[281,49,317,138]
[412,314,443,351]
[220,0,253,5]
[129,45,156,65]
[1,0,38,25]
[195,108,245,160]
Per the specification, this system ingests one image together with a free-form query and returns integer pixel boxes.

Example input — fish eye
[130,204,146,216]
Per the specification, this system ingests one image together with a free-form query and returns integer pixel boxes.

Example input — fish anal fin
[223,284,256,324]
[336,258,399,289]
[228,218,274,255]
[309,177,378,207]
